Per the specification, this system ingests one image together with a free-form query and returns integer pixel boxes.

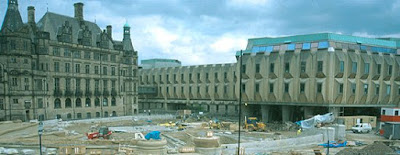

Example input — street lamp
[238,50,243,155]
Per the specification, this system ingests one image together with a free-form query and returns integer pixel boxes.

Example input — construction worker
[297,128,302,135]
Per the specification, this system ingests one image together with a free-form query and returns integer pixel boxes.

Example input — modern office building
[141,59,182,69]
[139,33,400,122]
[0,0,138,121]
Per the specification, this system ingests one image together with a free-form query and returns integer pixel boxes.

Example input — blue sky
[1,0,400,65]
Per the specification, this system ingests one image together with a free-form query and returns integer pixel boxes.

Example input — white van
[351,123,372,133]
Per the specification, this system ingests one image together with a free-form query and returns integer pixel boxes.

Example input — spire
[122,22,134,51]
[1,0,24,32]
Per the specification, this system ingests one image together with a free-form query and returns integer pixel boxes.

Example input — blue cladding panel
[302,43,311,50]
[252,46,259,52]
[259,46,267,52]
[287,44,295,50]
[266,46,273,52]
[360,45,367,51]
[318,41,329,49]
[371,47,396,54]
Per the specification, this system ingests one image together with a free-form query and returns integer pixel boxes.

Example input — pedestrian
[148,110,151,116]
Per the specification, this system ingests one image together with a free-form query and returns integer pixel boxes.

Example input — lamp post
[238,50,243,155]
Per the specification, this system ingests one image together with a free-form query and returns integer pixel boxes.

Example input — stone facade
[0,0,138,121]
[139,33,400,122]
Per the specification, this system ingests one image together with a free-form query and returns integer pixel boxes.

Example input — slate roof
[1,3,23,32]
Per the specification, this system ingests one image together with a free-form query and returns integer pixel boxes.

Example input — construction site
[0,110,399,155]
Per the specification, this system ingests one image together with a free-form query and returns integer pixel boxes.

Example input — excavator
[244,117,266,131]
[86,126,112,139]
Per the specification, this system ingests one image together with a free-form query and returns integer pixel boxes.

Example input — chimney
[27,6,35,25]
[74,2,84,21]
[106,25,112,39]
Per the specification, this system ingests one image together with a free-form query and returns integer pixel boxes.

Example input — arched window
[67,113,72,119]
[103,98,108,106]
[65,98,71,108]
[54,98,61,109]
[85,98,91,107]
[95,98,100,107]
[111,97,116,106]
[112,111,117,117]
[76,98,81,107]
[96,112,100,118]
[104,111,108,117]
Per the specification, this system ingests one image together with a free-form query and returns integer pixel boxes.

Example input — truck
[351,123,372,133]
[244,117,266,131]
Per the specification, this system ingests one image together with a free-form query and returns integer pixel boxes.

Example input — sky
[1,0,400,66]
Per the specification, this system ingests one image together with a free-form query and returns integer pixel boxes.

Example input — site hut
[0,0,139,121]
[138,33,400,123]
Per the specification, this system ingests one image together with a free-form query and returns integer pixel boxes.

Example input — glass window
[255,64,260,73]
[53,47,60,56]
[376,85,380,95]
[387,85,391,95]
[351,83,356,94]
[301,61,306,73]
[64,49,71,57]
[317,83,322,93]
[284,83,289,93]
[317,61,323,72]
[377,64,381,74]
[73,51,81,58]
[388,65,393,75]
[75,64,80,73]
[352,62,357,73]
[339,61,344,72]
[300,83,305,93]
[255,83,259,93]
[241,84,245,92]
[270,63,275,73]
[54,62,59,72]
[84,51,91,59]
[65,63,70,72]
[252,46,260,52]
[285,63,290,73]
[364,63,370,74]
[242,65,246,73]
[287,44,295,50]
[266,46,273,52]
[269,83,274,93]
[364,84,368,94]
[339,83,343,94]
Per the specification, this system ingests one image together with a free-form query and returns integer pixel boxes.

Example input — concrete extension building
[141,59,182,69]
[0,0,138,121]
[139,33,400,122]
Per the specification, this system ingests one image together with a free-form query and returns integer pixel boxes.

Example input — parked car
[351,123,372,133]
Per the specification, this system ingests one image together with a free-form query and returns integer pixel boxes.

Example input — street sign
[38,121,43,135]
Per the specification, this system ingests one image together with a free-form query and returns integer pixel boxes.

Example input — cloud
[1,0,400,66]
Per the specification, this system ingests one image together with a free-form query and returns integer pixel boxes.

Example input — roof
[248,33,399,49]
[36,12,106,48]
[141,59,181,64]
[1,2,23,32]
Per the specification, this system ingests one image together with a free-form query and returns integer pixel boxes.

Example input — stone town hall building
[0,0,139,121]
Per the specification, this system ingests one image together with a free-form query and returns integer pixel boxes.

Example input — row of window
[54,78,127,92]
[52,47,118,62]
[243,83,400,95]
[53,62,121,75]
[51,111,117,120]
[141,72,235,83]
[161,85,234,94]
[53,97,117,109]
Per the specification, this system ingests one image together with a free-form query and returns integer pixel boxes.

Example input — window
[102,54,108,61]
[73,51,81,58]
[395,111,399,116]
[111,67,115,75]
[65,63,70,72]
[364,63,370,74]
[95,98,100,107]
[54,78,60,90]
[76,78,81,91]
[103,98,108,106]
[111,81,116,91]
[38,98,43,108]
[382,110,386,115]
[67,113,72,119]
[285,63,290,73]
[269,83,274,93]
[352,62,357,73]
[351,83,356,94]
[205,73,209,80]
[85,65,90,74]
[96,112,100,118]
[224,72,227,79]
[224,86,227,94]
[255,64,260,73]
[181,86,184,93]
[75,64,80,73]
[76,98,82,107]
[301,62,306,73]
[85,98,91,107]
[241,84,245,92]
[13,99,18,104]
[10,57,16,63]
[64,49,71,57]
[54,62,59,72]
[317,83,322,93]
[284,83,289,93]
[388,65,393,75]
[182,74,185,81]
[65,98,71,108]
[376,85,380,95]
[86,112,91,118]
[95,66,99,74]
[103,66,107,75]
[24,59,28,64]
[84,51,91,59]
[377,64,381,74]
[214,72,218,80]
[65,78,71,91]
[300,83,305,93]
[214,86,217,93]
[53,47,60,56]
[270,63,275,73]
[364,84,368,94]
[339,83,343,94]
[95,80,99,92]
[216,105,219,112]
[317,61,323,72]
[255,83,260,93]
[94,53,100,60]
[111,55,116,62]
[242,65,246,73]
[85,79,90,92]
[12,77,18,86]
[0,100,3,110]
[387,85,391,95]
[77,113,82,119]
[24,78,29,90]
[339,61,344,72]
